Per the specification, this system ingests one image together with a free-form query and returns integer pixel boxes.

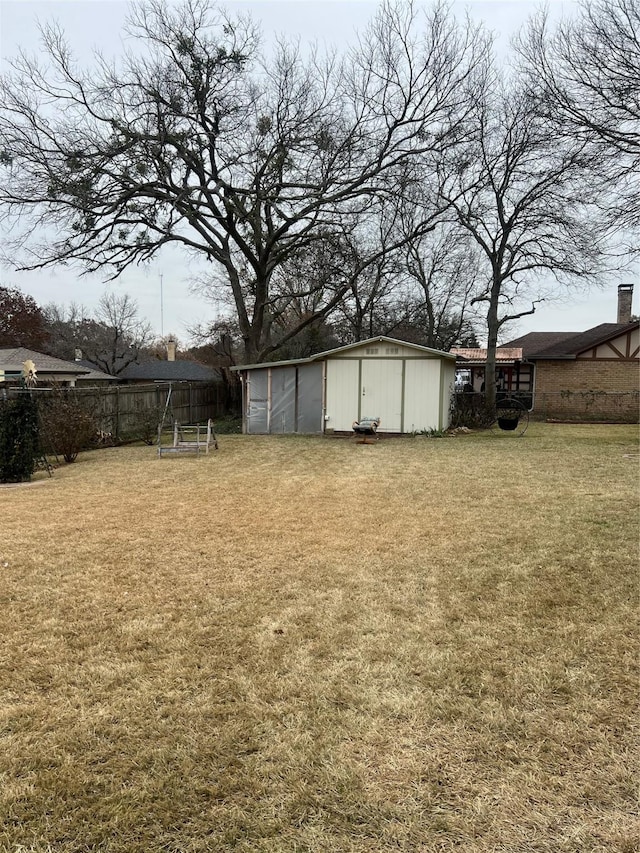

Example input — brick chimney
[166,337,177,361]
[617,284,634,324]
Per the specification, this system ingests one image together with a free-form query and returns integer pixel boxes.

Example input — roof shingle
[503,323,638,359]
[119,359,218,381]
[0,347,90,375]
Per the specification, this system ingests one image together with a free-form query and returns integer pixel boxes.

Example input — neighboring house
[232,336,456,435]
[116,337,219,384]
[118,359,219,383]
[74,359,118,386]
[452,285,639,422]
[502,321,639,421]
[451,347,533,399]
[0,347,91,387]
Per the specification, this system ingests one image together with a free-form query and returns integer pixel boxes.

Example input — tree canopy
[0,0,489,363]
[0,0,637,373]
[43,292,153,375]
[0,285,48,350]
[517,0,640,231]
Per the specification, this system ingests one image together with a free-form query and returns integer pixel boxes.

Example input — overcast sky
[1,0,637,343]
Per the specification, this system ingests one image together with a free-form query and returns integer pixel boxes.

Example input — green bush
[212,415,243,434]
[0,395,39,482]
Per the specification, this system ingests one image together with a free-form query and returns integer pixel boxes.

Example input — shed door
[325,359,359,431]
[270,367,296,433]
[361,359,402,432]
[247,369,269,434]
[296,363,324,433]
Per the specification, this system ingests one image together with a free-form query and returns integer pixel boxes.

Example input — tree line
[0,0,637,409]
[0,285,155,374]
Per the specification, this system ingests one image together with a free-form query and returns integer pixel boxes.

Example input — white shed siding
[325,358,360,431]
[361,358,403,430]
[403,359,441,431]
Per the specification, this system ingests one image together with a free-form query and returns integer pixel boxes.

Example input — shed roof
[232,336,457,371]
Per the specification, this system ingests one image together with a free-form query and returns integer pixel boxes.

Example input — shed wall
[244,363,324,434]
[326,353,453,433]
[296,363,324,433]
[403,359,441,431]
[246,369,269,434]
[270,366,296,433]
[325,359,359,431]
[361,359,403,430]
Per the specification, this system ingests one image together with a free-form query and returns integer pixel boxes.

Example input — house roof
[75,359,118,382]
[500,332,579,358]
[451,347,523,365]
[232,336,457,371]
[503,322,638,359]
[118,359,218,381]
[0,347,90,375]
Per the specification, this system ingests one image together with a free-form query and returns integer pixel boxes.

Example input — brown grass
[0,424,638,852]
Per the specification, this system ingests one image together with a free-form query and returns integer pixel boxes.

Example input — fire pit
[352,417,381,444]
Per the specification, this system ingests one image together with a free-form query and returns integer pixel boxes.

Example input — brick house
[453,285,639,422]
[504,320,639,421]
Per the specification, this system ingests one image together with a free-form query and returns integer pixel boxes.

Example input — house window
[365,347,379,355]
[385,347,399,354]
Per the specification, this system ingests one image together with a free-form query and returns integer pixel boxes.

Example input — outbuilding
[233,336,456,435]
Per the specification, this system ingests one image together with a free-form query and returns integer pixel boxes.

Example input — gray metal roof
[232,336,457,371]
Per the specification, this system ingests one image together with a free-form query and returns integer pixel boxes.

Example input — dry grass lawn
[0,423,638,852]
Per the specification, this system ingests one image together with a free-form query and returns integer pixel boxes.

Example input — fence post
[115,386,120,443]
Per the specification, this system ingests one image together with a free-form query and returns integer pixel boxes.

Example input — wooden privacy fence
[66,382,228,441]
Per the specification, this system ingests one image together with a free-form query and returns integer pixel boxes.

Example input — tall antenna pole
[160,273,164,338]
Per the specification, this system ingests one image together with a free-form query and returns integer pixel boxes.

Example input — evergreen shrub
[0,395,39,482]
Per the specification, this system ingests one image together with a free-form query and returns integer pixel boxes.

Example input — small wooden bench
[157,419,218,457]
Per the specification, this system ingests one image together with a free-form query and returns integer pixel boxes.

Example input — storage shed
[233,337,456,435]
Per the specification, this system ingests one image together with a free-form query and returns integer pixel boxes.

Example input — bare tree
[92,292,153,374]
[400,222,483,349]
[0,0,490,363]
[330,220,482,350]
[438,76,608,411]
[43,292,152,374]
[188,317,243,412]
[517,0,640,230]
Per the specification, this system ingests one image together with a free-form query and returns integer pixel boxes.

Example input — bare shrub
[39,389,98,463]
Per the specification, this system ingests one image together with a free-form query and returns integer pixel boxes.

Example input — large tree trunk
[484,275,501,417]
